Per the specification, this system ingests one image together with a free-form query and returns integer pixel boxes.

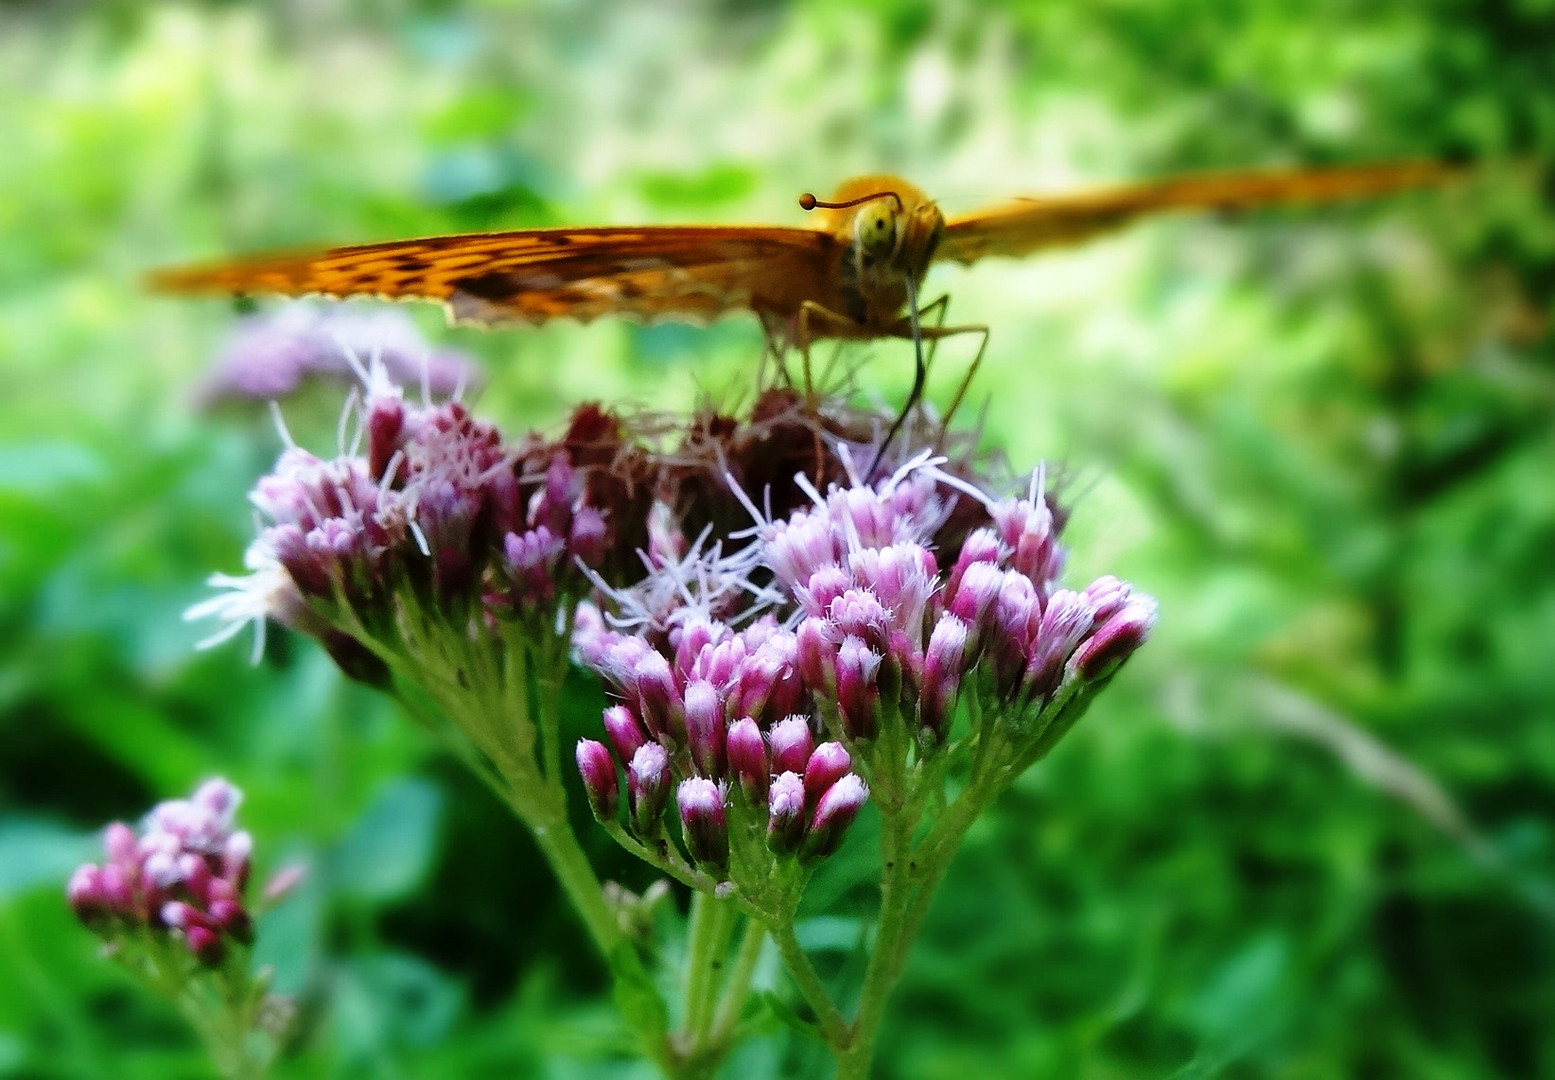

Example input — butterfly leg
[795,301,865,400]
[934,323,991,433]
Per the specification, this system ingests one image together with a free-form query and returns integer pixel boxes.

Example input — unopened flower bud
[948,559,1004,629]
[795,617,836,694]
[104,822,137,865]
[947,527,1002,598]
[767,772,807,855]
[803,742,853,810]
[602,705,648,765]
[1070,595,1157,680]
[802,773,869,861]
[835,635,882,740]
[633,653,683,745]
[262,864,307,904]
[208,897,254,945]
[732,651,783,726]
[726,717,769,802]
[576,739,621,820]
[828,589,891,652]
[920,614,971,744]
[798,565,852,619]
[67,866,108,926]
[628,743,670,835]
[683,679,726,777]
[676,778,729,871]
[769,715,814,775]
[1025,589,1096,697]
[184,923,225,967]
[1083,575,1132,626]
[223,831,253,890]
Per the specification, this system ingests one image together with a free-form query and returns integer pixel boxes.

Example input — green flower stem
[680,891,721,1040]
[709,917,767,1044]
[770,916,849,1046]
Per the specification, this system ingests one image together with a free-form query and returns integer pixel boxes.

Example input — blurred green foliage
[2,0,1552,1077]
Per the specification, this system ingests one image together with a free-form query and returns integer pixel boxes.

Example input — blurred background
[2,0,1553,1076]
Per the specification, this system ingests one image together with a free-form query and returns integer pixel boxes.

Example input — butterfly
[153,160,1452,455]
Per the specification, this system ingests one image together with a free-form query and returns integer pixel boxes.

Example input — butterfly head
[802,175,945,324]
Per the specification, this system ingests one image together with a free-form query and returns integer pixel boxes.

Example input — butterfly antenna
[799,191,904,213]
[868,274,926,480]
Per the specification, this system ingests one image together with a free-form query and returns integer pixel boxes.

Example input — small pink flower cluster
[263,382,606,609]
[576,615,871,875]
[67,779,266,967]
[788,482,1156,748]
[576,459,1155,874]
[193,370,612,668]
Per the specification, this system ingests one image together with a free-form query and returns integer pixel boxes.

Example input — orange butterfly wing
[938,160,1455,265]
[151,226,844,328]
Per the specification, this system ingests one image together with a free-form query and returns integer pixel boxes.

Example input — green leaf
[334,778,443,901]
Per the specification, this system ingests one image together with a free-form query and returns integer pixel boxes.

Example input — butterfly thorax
[813,175,945,329]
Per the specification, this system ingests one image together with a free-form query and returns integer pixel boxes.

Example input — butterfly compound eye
[855,199,899,254]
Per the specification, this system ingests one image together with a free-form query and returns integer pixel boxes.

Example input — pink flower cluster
[193,369,611,666]
[772,477,1157,748]
[66,779,272,967]
[576,615,871,874]
[576,458,1154,872]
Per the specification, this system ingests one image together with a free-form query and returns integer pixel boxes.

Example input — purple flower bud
[184,923,225,967]
[802,774,869,861]
[262,864,307,904]
[568,506,608,567]
[795,617,837,695]
[769,715,815,775]
[991,571,1039,693]
[576,739,621,820]
[767,772,807,855]
[948,559,1004,629]
[766,510,840,592]
[727,717,770,802]
[223,831,253,891]
[178,852,213,901]
[835,635,882,741]
[754,632,806,720]
[674,618,719,675]
[992,497,1064,587]
[208,897,253,945]
[829,589,891,652]
[695,637,747,690]
[803,742,853,811]
[193,778,241,825]
[160,900,201,930]
[600,635,653,693]
[920,614,971,744]
[67,865,108,926]
[947,527,1002,598]
[366,394,407,482]
[732,651,783,726]
[797,565,853,619]
[104,822,137,865]
[849,541,937,636]
[99,863,135,915]
[1070,595,1157,680]
[1083,575,1132,626]
[602,705,648,765]
[633,653,683,745]
[1025,589,1097,697]
[836,486,895,548]
[683,679,726,777]
[627,743,671,835]
[676,778,729,870]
